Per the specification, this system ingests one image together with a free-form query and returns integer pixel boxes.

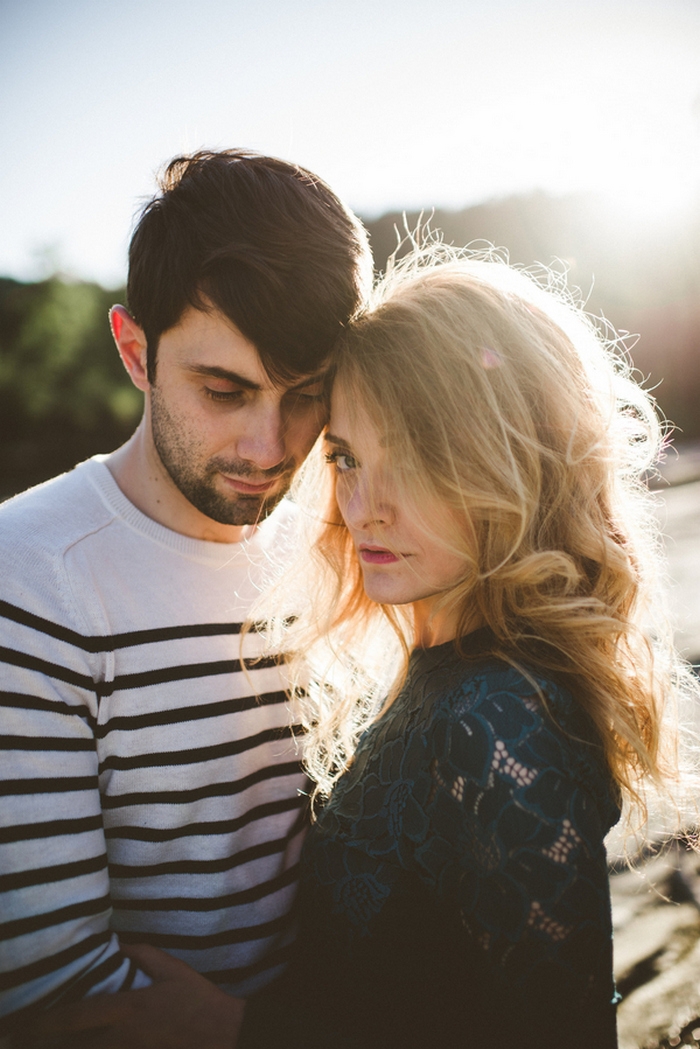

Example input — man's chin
[192,486,287,527]
[226,493,284,526]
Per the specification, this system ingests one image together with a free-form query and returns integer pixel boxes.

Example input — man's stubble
[149,386,293,527]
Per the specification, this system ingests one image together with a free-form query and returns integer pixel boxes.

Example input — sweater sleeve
[0,586,148,1036]
[418,670,618,1048]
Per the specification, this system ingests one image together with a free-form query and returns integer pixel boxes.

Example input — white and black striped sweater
[0,458,307,1034]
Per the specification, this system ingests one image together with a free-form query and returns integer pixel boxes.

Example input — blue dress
[242,629,621,1048]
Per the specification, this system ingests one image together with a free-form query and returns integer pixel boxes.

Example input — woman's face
[326,386,471,644]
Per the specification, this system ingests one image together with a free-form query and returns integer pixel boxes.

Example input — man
[0,149,371,1045]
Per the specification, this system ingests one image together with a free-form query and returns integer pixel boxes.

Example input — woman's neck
[412,599,482,649]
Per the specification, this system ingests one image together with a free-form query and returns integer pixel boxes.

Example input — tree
[0,277,141,495]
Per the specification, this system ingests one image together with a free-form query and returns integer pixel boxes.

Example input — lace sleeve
[418,667,618,1044]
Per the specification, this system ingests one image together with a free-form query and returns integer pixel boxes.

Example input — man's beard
[150,389,294,527]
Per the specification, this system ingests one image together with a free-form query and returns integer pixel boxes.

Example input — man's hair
[127,149,372,383]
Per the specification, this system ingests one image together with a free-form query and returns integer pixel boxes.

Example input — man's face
[148,304,327,527]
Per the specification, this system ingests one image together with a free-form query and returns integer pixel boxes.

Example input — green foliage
[0,277,141,430]
[0,276,141,494]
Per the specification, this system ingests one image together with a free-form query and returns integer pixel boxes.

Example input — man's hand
[24,944,245,1049]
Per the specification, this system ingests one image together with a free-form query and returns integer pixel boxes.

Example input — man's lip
[220,475,280,495]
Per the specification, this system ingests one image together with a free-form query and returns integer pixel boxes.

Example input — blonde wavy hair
[255,246,695,827]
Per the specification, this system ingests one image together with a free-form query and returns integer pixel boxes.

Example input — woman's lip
[359,546,401,565]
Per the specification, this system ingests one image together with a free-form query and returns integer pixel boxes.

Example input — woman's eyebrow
[324,432,351,449]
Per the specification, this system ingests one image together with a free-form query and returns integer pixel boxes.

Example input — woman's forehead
[329,382,370,431]
[328,385,399,454]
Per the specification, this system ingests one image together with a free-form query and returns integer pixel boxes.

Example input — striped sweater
[0,457,308,1035]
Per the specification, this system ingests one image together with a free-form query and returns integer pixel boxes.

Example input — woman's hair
[255,244,696,829]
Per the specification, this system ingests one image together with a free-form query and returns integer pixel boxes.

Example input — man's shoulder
[0,459,121,633]
[0,458,115,557]
[1,457,110,532]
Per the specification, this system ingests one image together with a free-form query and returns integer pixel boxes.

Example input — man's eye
[204,387,243,402]
[324,451,358,472]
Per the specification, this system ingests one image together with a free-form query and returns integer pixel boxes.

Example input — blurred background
[1,0,699,636]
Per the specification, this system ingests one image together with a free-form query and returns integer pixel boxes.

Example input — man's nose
[236,403,286,470]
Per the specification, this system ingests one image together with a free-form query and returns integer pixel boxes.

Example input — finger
[34,1023,143,1049]
[31,994,137,1034]
[71,1025,139,1049]
[22,1028,113,1049]
[119,943,202,982]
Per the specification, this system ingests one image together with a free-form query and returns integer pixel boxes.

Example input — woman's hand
[21,943,245,1049]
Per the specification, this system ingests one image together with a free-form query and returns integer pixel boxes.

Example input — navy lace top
[241,630,621,1049]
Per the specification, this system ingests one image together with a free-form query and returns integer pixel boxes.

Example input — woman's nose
[341,478,394,531]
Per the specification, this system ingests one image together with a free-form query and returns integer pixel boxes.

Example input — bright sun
[466,80,700,228]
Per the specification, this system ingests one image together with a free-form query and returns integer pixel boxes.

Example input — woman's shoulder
[409,641,573,731]
[420,652,562,756]
[408,644,618,823]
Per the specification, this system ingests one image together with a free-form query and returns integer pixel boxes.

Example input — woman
[241,250,694,1049]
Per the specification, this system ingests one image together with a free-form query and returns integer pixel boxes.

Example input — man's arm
[0,596,149,1039]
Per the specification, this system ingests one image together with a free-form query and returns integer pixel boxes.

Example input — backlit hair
[256,246,696,830]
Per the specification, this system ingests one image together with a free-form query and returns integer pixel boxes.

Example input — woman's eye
[325,451,358,472]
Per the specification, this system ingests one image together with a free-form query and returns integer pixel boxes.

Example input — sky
[1,0,699,287]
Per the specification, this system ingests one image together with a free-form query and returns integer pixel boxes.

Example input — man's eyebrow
[187,365,327,392]
[188,364,261,390]
[324,432,351,449]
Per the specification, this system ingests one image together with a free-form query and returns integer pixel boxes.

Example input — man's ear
[110,305,150,392]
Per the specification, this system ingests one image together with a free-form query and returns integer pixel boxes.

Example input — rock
[613,841,700,1048]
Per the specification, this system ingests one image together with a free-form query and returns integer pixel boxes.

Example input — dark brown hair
[126,149,372,382]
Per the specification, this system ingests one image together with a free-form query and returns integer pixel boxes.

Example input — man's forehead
[162,305,326,389]
[162,302,333,394]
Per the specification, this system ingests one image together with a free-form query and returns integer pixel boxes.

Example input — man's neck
[106,422,248,544]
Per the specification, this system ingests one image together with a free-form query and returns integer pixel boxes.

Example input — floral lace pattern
[292,633,621,1047]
